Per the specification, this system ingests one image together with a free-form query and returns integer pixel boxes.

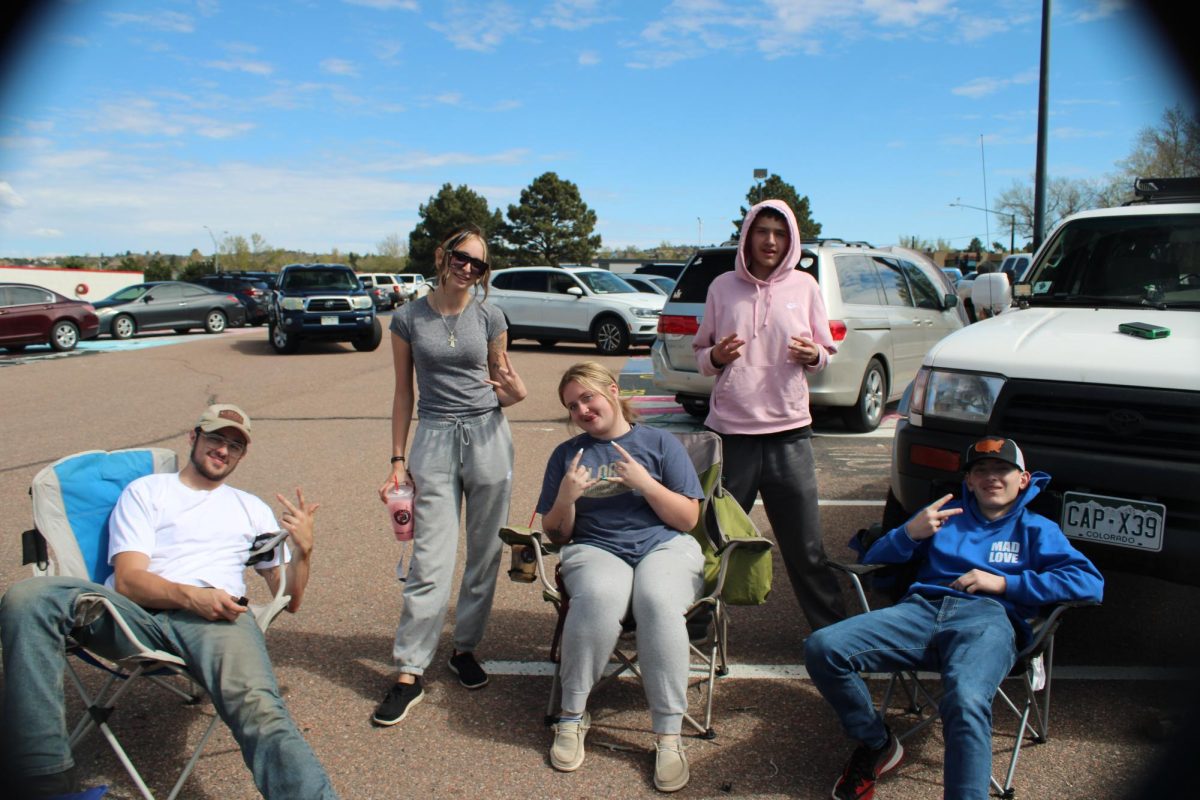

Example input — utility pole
[1033,0,1052,249]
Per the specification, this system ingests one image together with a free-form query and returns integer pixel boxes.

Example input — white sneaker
[550,711,591,772]
[654,736,689,792]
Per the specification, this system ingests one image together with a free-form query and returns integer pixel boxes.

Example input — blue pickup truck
[268,263,381,354]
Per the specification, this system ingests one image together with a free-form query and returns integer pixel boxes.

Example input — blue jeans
[0,577,336,799]
[804,594,1017,800]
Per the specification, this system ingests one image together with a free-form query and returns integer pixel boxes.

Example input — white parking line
[482,660,1187,682]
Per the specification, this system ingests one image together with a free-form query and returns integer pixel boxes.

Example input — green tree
[408,183,505,275]
[502,172,602,267]
[731,174,822,241]
[966,237,984,254]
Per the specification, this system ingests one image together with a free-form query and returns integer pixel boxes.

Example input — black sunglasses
[449,249,489,276]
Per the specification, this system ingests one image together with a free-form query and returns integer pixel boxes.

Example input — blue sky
[0,0,1194,259]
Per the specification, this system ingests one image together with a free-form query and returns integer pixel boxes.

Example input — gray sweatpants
[558,535,704,734]
[392,409,513,674]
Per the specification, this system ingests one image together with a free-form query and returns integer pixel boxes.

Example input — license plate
[321,316,338,326]
[1062,491,1165,552]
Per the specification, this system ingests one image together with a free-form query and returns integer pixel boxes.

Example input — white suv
[488,266,666,354]
[887,177,1200,585]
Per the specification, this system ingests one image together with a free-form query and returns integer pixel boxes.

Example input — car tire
[353,319,383,352]
[679,396,709,419]
[592,315,630,355]
[49,320,81,352]
[842,358,887,432]
[536,339,559,349]
[111,314,136,340]
[270,323,301,354]
[204,310,228,334]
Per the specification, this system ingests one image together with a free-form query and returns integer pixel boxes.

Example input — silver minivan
[650,242,967,431]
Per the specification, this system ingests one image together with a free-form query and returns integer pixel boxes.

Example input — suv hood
[924,307,1200,390]
[598,293,667,309]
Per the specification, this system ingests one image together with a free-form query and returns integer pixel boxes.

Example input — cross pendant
[448,334,456,348]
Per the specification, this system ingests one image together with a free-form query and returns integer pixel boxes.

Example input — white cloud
[321,58,360,77]
[106,11,195,34]
[344,0,420,10]
[951,69,1037,99]
[1051,127,1109,140]
[435,92,463,106]
[0,181,28,210]
[959,16,1009,42]
[1073,0,1127,24]
[630,0,960,68]
[32,228,64,238]
[430,1,523,52]
[206,58,274,76]
[535,0,617,31]
[578,50,600,66]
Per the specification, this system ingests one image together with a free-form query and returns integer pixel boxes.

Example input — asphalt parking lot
[0,323,1195,799]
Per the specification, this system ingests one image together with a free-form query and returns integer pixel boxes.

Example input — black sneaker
[371,679,424,726]
[831,728,904,800]
[447,651,489,689]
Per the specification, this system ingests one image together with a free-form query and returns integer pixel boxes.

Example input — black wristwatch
[390,456,406,464]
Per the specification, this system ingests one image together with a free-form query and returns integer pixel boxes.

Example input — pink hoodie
[692,199,836,435]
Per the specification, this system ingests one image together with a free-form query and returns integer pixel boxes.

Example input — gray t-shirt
[389,296,507,417]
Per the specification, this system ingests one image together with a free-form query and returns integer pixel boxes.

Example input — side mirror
[567,286,584,298]
[143,295,154,303]
[943,293,958,308]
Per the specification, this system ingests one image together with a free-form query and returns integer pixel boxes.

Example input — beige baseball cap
[196,403,252,443]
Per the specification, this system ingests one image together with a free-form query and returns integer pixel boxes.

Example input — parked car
[488,266,667,355]
[394,273,429,302]
[885,176,1200,585]
[636,262,687,281]
[651,241,966,431]
[620,273,674,296]
[188,273,273,325]
[358,273,403,310]
[941,267,964,286]
[92,281,245,339]
[998,253,1032,281]
[268,263,380,354]
[0,283,100,352]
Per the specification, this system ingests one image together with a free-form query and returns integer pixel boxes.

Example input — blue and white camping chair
[20,448,292,800]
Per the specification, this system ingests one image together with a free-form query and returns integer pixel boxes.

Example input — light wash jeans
[0,576,336,799]
[558,535,705,734]
[804,594,1017,800]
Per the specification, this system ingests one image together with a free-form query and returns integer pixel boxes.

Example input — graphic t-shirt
[536,424,704,565]
[105,472,285,597]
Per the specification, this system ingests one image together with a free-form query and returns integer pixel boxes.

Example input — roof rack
[1126,177,1200,205]
[799,238,874,249]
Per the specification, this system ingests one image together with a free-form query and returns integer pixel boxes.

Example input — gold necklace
[431,292,467,348]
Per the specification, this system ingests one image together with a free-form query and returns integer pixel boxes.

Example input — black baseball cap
[964,436,1025,471]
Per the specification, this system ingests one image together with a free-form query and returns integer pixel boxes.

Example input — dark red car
[0,283,100,352]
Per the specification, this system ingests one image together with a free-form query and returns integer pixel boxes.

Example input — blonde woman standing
[373,224,526,726]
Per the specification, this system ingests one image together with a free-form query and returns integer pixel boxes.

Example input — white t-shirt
[105,472,286,597]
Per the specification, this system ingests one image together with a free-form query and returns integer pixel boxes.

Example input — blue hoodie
[865,472,1104,640]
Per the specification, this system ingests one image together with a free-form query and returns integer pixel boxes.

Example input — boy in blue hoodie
[805,436,1104,800]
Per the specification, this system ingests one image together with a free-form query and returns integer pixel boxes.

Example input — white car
[488,266,666,354]
[887,176,1200,585]
[394,273,428,301]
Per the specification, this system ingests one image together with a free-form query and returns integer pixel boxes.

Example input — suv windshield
[1025,213,1200,309]
[576,270,638,295]
[282,269,358,291]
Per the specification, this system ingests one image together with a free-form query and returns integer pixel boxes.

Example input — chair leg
[167,715,222,800]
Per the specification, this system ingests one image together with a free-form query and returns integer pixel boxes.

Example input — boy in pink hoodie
[692,199,845,631]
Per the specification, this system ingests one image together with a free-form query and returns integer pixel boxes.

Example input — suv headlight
[281,297,305,311]
[631,307,661,318]
[909,367,1005,425]
[352,296,373,310]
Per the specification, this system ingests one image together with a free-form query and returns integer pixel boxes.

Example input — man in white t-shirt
[1,404,336,799]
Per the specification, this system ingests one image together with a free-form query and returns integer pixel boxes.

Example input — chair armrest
[828,560,890,578]
[498,526,561,600]
[703,537,774,603]
[1019,599,1101,660]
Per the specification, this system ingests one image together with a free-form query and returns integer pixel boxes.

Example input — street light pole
[203,225,220,274]
[949,201,1016,253]
[753,168,768,203]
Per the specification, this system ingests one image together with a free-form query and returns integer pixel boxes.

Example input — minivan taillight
[829,320,847,342]
[657,315,700,335]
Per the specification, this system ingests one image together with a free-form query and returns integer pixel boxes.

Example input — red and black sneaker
[831,728,904,800]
